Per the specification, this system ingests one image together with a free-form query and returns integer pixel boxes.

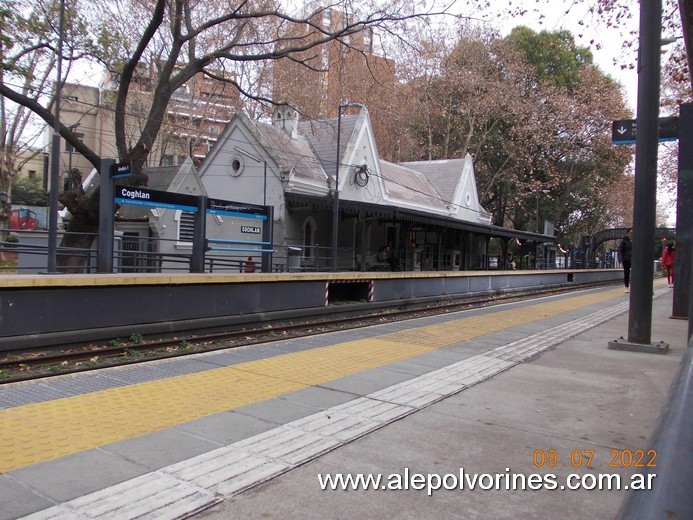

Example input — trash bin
[287,247,301,270]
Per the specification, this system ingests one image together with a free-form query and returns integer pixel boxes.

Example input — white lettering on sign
[120,188,150,200]
[241,226,261,234]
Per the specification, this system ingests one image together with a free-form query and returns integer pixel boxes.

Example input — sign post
[97,158,116,273]
[611,116,678,144]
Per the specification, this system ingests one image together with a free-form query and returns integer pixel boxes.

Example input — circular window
[465,192,472,207]
[229,156,244,176]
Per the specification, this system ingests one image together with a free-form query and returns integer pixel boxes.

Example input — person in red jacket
[661,243,675,288]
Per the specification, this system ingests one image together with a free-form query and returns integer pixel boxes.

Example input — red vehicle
[9,208,39,230]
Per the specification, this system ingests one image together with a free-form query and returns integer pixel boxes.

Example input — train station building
[106,104,556,273]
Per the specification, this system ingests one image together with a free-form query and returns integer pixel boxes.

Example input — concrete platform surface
[0,283,686,520]
[197,287,686,520]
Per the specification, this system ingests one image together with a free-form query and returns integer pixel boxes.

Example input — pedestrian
[507,251,516,270]
[661,243,675,288]
[617,228,633,293]
[378,245,401,272]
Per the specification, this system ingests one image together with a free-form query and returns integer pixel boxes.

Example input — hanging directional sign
[612,116,679,144]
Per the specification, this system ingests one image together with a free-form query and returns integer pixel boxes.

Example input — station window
[229,155,244,176]
[302,216,317,258]
[176,210,195,244]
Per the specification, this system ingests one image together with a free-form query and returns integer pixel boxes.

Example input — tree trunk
[57,188,100,273]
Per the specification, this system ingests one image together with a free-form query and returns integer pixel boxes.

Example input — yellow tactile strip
[0,288,625,473]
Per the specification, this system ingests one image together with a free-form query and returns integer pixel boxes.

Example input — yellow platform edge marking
[0,269,618,288]
[0,287,628,472]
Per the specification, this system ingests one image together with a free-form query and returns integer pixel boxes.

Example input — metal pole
[97,159,115,273]
[331,107,343,272]
[46,0,66,274]
[627,0,661,344]
[263,161,267,206]
[673,103,692,319]
[190,195,207,273]
[536,193,540,234]
[262,205,274,273]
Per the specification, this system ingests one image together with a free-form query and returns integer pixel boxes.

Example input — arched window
[302,216,317,258]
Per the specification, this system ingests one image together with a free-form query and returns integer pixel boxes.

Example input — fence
[1,229,594,275]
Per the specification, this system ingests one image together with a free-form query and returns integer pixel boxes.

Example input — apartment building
[51,65,240,192]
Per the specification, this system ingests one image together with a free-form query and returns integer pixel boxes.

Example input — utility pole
[609,0,669,353]
[46,0,66,274]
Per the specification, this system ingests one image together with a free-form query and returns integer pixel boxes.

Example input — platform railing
[1,228,607,275]
[614,336,693,520]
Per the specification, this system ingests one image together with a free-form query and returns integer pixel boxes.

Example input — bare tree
[393,25,632,246]
[0,0,455,268]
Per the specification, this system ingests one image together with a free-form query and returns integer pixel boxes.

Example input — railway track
[0,281,619,384]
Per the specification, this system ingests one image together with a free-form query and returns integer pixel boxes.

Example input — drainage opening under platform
[326,280,373,305]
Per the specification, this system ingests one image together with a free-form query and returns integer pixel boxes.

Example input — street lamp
[331,103,363,271]
[535,189,549,234]
[46,0,66,274]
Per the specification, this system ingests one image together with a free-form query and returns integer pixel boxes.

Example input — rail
[614,336,693,519]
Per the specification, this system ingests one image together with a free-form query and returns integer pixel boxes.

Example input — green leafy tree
[11,175,48,206]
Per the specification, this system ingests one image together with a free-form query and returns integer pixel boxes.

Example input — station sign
[111,162,132,178]
[115,185,199,212]
[612,116,679,144]
[207,199,267,220]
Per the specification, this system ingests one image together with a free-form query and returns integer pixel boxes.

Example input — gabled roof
[198,106,500,230]
[379,161,449,214]
[402,155,492,224]
[400,159,460,202]
[236,112,328,185]
[297,116,358,177]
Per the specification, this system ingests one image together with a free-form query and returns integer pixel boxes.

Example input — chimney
[272,105,299,138]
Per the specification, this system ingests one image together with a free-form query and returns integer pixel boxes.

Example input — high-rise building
[272,6,397,157]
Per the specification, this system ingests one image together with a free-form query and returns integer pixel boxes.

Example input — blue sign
[115,185,199,212]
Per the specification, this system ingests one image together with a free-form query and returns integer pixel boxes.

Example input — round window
[229,156,244,176]
[465,192,472,207]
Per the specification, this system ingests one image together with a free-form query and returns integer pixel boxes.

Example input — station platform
[0,279,686,520]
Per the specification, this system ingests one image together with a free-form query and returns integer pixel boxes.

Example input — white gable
[335,108,387,204]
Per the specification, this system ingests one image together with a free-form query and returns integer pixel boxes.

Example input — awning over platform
[285,193,556,244]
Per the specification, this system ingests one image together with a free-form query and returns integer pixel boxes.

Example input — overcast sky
[453,0,641,111]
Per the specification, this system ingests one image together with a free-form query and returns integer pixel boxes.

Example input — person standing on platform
[618,228,633,293]
[661,243,675,288]
[378,245,401,272]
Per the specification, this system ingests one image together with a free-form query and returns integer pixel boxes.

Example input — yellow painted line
[0,269,617,288]
[0,287,628,472]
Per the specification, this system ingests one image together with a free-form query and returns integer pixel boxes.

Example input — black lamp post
[331,103,363,272]
[47,0,66,274]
